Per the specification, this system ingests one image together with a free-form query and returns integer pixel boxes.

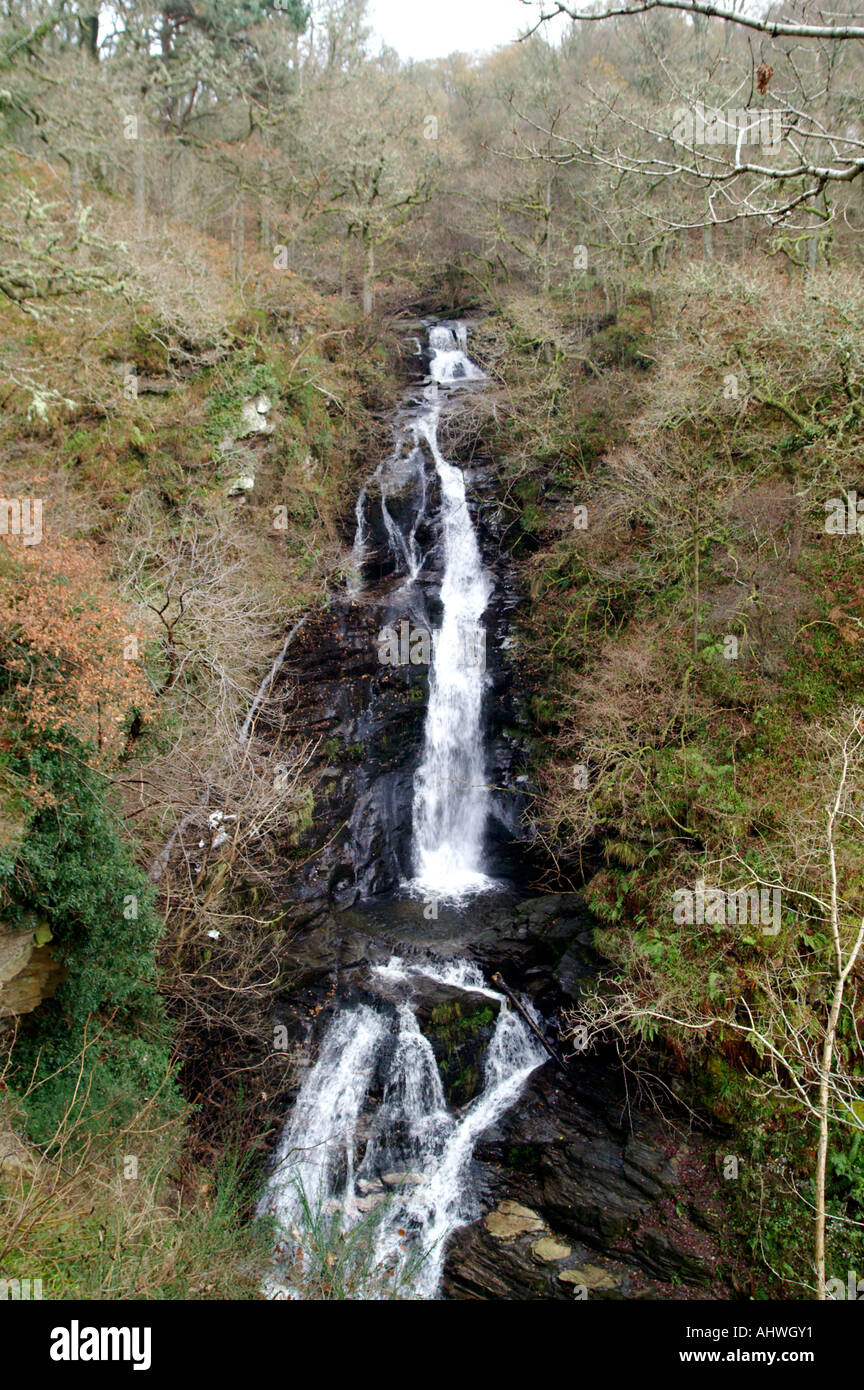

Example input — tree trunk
[68,159,81,216]
[134,136,146,231]
[232,195,244,284]
[79,11,99,58]
[362,232,375,317]
[259,160,271,253]
[340,228,352,300]
[815,975,844,1298]
[807,207,821,273]
[692,502,700,657]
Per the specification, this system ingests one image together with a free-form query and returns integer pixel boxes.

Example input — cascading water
[351,322,494,896]
[412,327,492,896]
[261,957,546,1300]
[262,324,545,1300]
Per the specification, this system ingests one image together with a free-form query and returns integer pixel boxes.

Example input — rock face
[0,927,64,1020]
[442,1050,724,1300]
[0,776,65,1022]
[0,1115,38,1175]
[262,593,429,902]
[444,1210,638,1301]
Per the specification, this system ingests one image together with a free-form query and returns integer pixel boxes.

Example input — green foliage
[270,1182,426,1300]
[2,737,175,1140]
[588,324,652,372]
[428,1000,495,1048]
[206,352,281,442]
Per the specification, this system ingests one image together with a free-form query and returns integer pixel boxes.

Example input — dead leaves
[756,63,774,95]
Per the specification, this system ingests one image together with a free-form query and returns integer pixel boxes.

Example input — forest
[1,0,864,1329]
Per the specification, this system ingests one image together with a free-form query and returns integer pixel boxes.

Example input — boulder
[558,1265,622,1296]
[485,1201,545,1240]
[0,1119,37,1176]
[0,928,65,1019]
[531,1237,571,1263]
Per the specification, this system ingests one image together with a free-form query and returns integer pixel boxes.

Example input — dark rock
[631,1226,717,1286]
[443,1208,636,1301]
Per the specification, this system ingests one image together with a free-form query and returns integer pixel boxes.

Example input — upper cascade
[350,322,494,900]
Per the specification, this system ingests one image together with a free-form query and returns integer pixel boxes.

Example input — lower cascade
[261,958,546,1299]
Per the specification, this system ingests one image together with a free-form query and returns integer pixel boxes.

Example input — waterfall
[264,1005,388,1221]
[413,326,491,896]
[261,325,538,1300]
[350,321,494,897]
[261,957,546,1300]
[411,378,493,896]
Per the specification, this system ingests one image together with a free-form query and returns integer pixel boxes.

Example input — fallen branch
[491,972,565,1069]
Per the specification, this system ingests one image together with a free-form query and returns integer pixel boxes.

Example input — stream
[261,325,548,1298]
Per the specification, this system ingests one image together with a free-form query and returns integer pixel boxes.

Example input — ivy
[2,736,177,1141]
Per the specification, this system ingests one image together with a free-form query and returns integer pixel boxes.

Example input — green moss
[504,1143,542,1172]
[428,1000,495,1048]
[206,351,280,442]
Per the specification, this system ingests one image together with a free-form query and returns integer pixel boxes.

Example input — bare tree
[529,2,864,42]
[566,705,864,1298]
[523,1,864,232]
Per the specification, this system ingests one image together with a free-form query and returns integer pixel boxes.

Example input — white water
[373,952,501,1002]
[412,326,492,895]
[349,432,429,591]
[261,327,536,1300]
[351,322,493,897]
[261,957,546,1299]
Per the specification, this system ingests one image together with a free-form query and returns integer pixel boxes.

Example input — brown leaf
[756,63,773,95]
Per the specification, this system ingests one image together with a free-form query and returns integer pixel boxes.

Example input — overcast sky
[366,0,568,62]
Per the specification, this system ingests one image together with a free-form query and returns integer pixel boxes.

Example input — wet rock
[381,1171,424,1188]
[622,1135,682,1201]
[355,1194,385,1212]
[265,599,429,901]
[444,1216,634,1301]
[553,941,595,1003]
[531,1237,571,1262]
[485,1201,545,1240]
[418,993,498,1107]
[558,1265,622,1297]
[444,1219,566,1300]
[515,895,565,927]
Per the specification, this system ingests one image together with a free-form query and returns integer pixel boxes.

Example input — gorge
[258,324,730,1301]
[2,0,862,1321]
